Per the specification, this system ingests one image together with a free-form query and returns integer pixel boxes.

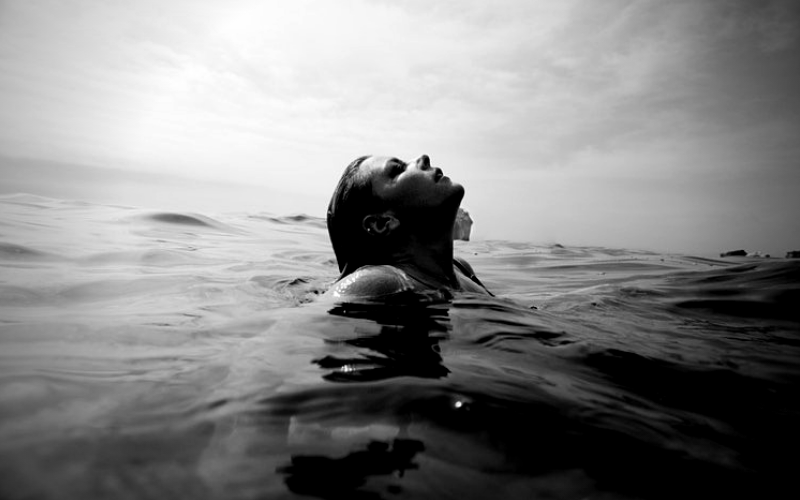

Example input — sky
[1,0,799,256]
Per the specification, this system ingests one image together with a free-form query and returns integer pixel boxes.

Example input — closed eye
[388,159,406,178]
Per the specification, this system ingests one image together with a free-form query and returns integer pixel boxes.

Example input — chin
[442,183,465,213]
[450,182,465,202]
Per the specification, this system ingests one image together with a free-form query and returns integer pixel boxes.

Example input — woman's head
[327,155,379,276]
[327,154,464,277]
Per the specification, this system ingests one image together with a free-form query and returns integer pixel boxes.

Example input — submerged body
[326,258,492,299]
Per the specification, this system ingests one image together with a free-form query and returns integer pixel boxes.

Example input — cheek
[398,178,435,202]
[377,175,441,208]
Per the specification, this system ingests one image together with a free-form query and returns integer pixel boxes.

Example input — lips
[434,168,443,182]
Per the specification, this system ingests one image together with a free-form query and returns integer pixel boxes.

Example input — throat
[398,259,459,291]
[389,215,460,290]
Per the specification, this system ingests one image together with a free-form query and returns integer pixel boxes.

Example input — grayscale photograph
[1,1,798,499]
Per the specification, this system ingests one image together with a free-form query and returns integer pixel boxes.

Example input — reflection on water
[278,438,426,499]
[316,303,451,382]
[275,303,447,498]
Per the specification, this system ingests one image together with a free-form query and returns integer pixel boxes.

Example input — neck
[390,218,458,289]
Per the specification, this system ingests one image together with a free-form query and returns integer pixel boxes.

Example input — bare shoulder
[454,256,493,296]
[453,256,476,276]
[325,265,414,299]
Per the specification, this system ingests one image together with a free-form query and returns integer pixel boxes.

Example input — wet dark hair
[327,156,388,278]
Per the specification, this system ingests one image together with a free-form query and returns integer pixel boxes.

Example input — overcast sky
[1,0,799,255]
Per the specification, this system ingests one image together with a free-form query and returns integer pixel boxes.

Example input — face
[360,155,464,212]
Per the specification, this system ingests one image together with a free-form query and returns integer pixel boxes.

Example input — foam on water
[0,194,798,499]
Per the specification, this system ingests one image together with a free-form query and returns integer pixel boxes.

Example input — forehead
[359,156,398,177]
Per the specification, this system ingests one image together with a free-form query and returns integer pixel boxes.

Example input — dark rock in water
[720,249,747,257]
[786,250,800,259]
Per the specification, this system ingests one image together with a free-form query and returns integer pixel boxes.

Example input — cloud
[1,0,798,253]
[713,0,800,53]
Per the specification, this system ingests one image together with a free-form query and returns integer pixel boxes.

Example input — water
[0,193,797,499]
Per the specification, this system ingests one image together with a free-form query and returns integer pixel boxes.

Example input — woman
[325,154,492,299]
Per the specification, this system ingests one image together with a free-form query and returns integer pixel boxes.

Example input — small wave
[673,295,799,321]
[538,261,677,273]
[132,212,246,235]
[660,261,800,320]
[78,249,204,267]
[454,296,576,350]
[0,193,60,209]
[58,276,193,304]
[249,275,331,304]
[681,255,737,266]
[250,213,327,228]
[146,213,215,227]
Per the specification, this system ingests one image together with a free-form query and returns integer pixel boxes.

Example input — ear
[362,212,400,237]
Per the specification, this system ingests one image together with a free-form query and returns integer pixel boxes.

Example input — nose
[415,155,431,170]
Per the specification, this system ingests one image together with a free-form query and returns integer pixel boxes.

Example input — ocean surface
[0,193,798,499]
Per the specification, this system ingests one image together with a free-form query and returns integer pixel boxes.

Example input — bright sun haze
[1,0,799,256]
